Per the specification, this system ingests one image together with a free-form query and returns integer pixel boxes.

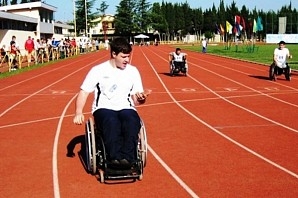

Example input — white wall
[10,9,39,19]
[266,34,298,44]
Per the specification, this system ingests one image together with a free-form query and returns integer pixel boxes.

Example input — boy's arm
[73,89,90,125]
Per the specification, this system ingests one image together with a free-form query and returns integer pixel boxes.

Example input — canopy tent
[134,34,149,38]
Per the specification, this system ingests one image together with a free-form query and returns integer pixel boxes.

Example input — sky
[44,0,298,22]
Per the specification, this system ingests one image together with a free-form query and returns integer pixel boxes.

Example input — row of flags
[216,15,263,36]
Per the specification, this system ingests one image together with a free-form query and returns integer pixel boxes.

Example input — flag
[241,17,246,30]
[257,16,263,31]
[234,15,243,35]
[253,19,257,33]
[215,24,221,34]
[220,24,225,34]
[226,21,232,34]
[235,15,241,25]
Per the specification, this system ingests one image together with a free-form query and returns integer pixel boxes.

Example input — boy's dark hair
[110,37,132,57]
[278,40,286,45]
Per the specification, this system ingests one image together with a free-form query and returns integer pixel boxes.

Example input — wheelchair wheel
[85,117,97,174]
[97,134,106,183]
[139,120,148,168]
[285,67,291,81]
[269,64,275,81]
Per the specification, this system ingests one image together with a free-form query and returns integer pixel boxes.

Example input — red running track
[0,45,297,198]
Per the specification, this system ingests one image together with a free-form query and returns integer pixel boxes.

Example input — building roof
[91,14,115,23]
[0,2,57,12]
[54,21,73,29]
[0,11,37,23]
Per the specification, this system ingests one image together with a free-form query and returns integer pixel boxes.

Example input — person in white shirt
[270,41,292,81]
[73,37,150,167]
[202,38,207,53]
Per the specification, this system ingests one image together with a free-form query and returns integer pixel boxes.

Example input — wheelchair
[84,117,147,183]
[269,62,291,81]
[170,61,188,76]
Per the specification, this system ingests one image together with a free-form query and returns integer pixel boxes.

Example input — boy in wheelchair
[169,48,188,76]
[73,37,150,169]
[269,41,292,81]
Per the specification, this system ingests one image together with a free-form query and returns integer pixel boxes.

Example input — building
[0,1,73,51]
[89,14,115,40]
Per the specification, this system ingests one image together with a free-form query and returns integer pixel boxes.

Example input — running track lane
[0,46,297,197]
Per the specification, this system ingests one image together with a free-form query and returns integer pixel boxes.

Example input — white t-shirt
[170,52,186,62]
[202,40,207,48]
[80,60,144,113]
[274,47,290,68]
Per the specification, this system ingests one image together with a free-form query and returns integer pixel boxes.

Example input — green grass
[179,43,298,70]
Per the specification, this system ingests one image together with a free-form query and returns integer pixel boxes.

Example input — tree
[97,1,109,40]
[10,0,18,5]
[134,0,151,33]
[75,0,97,36]
[149,2,168,33]
[1,0,8,6]
[114,0,136,37]
[20,0,28,3]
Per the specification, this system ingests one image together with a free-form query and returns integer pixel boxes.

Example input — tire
[285,67,291,81]
[139,121,148,168]
[269,64,275,81]
[85,118,97,174]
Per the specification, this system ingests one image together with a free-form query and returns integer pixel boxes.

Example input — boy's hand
[134,89,152,104]
[73,113,85,125]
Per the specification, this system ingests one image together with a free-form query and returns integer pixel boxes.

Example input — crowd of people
[0,35,105,72]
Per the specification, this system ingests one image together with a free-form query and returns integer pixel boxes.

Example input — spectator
[24,36,35,66]
[202,38,207,53]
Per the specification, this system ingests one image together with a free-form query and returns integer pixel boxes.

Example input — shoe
[119,159,131,167]
[110,159,120,165]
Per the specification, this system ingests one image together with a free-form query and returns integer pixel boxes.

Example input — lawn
[178,43,298,70]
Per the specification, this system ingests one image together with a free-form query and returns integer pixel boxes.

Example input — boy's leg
[93,109,122,161]
[119,109,141,163]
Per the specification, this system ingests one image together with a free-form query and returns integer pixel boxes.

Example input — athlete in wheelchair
[269,41,292,81]
[169,48,188,76]
[73,38,150,182]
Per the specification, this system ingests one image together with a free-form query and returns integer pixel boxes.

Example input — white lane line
[52,94,78,198]
[214,124,276,129]
[148,145,199,198]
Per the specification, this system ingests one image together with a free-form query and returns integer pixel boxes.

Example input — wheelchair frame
[170,61,188,77]
[269,63,291,81]
[85,117,147,183]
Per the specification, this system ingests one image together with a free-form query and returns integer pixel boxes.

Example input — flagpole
[73,0,77,37]
[85,0,88,37]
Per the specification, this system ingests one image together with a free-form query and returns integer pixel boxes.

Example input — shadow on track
[66,134,89,173]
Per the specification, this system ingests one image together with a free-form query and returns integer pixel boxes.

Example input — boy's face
[279,43,285,49]
[113,52,130,70]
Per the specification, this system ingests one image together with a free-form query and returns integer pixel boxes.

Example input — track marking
[1,90,296,130]
[223,87,239,91]
[214,124,277,129]
[141,48,298,181]
[148,145,199,198]
[52,94,78,198]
